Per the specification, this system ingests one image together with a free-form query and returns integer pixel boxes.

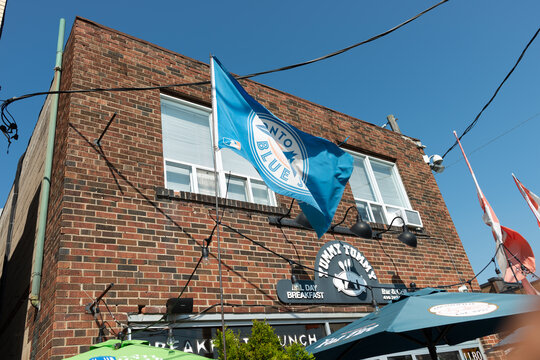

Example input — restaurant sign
[277,241,406,304]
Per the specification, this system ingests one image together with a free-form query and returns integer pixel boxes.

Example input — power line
[235,0,449,80]
[445,112,540,170]
[442,26,540,159]
[1,0,449,149]
[218,216,491,291]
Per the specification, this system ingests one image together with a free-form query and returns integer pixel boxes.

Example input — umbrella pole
[427,343,438,360]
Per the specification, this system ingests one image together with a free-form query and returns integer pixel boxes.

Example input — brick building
[0,17,487,360]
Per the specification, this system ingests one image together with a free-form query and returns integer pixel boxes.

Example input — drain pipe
[30,18,65,310]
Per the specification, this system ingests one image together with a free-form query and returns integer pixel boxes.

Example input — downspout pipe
[30,18,65,310]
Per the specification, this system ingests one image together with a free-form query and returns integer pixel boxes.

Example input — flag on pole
[453,132,513,281]
[513,174,540,228]
[500,225,535,281]
[210,57,353,238]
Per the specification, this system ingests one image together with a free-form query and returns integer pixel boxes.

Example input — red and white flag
[453,132,536,283]
[513,174,540,228]
[501,225,535,282]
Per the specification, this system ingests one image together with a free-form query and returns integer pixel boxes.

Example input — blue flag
[211,57,353,238]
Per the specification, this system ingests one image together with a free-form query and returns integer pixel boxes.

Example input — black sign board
[277,241,406,304]
[132,323,326,358]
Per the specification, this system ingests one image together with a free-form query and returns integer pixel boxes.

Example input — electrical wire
[100,299,128,330]
[502,242,540,280]
[437,255,496,289]
[1,0,449,149]
[218,218,481,291]
[442,26,540,159]
[215,210,512,292]
[444,112,540,170]
[234,0,449,80]
[125,214,502,338]
[125,254,205,338]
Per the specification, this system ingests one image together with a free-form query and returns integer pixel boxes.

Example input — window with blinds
[161,94,276,206]
[348,151,422,227]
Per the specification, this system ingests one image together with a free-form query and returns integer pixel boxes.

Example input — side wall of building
[14,17,478,360]
[0,83,54,358]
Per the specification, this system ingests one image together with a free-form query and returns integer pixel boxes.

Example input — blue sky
[1,0,539,285]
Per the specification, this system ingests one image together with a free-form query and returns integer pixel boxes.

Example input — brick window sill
[155,187,288,216]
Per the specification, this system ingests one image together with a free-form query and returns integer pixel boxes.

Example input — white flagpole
[210,55,227,359]
[513,173,540,225]
[452,131,511,279]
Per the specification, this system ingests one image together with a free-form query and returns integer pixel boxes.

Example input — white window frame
[348,150,422,228]
[161,94,276,206]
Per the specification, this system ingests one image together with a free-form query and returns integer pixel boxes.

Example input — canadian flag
[513,174,540,228]
[501,225,535,282]
[454,132,535,284]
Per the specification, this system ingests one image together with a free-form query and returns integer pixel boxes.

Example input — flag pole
[210,55,227,359]
[452,131,514,281]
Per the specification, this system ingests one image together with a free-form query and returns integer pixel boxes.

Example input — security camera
[431,154,443,165]
[458,285,469,292]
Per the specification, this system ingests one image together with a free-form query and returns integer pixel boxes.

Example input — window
[161,95,276,206]
[348,151,422,227]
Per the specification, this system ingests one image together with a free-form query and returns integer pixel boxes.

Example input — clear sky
[1,0,539,285]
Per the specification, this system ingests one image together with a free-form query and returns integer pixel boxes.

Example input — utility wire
[1,0,448,148]
[126,254,205,338]
[445,112,540,170]
[442,26,540,159]
[235,0,449,80]
[502,242,540,280]
[218,218,484,291]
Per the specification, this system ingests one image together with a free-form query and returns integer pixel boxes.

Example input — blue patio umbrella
[306,288,537,360]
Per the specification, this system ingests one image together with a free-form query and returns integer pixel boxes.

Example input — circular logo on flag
[428,302,498,317]
[247,111,310,195]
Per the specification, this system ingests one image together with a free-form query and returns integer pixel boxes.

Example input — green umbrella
[64,339,208,360]
[306,288,538,360]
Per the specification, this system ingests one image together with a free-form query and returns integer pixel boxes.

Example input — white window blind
[160,95,276,206]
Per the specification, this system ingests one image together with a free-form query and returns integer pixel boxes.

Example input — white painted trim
[128,312,369,329]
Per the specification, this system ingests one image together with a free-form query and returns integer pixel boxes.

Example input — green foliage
[214,320,314,360]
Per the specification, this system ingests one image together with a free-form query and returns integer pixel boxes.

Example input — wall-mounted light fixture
[331,206,373,239]
[269,206,418,247]
[294,211,312,229]
[374,216,417,248]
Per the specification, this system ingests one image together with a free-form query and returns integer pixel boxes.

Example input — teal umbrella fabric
[63,339,208,360]
[306,288,538,360]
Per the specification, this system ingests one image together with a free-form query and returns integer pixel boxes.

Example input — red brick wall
[26,17,478,359]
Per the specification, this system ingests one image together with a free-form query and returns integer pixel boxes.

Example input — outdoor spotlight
[458,285,469,293]
[350,215,373,239]
[374,216,417,248]
[294,212,312,228]
[330,205,373,238]
[397,227,417,248]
